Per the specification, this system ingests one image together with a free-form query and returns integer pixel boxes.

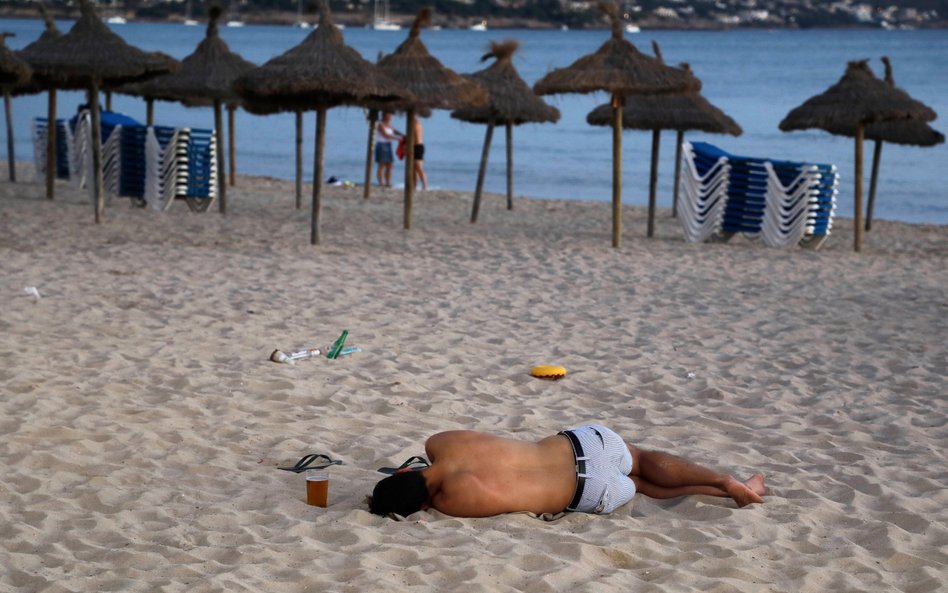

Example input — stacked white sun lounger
[677,140,731,243]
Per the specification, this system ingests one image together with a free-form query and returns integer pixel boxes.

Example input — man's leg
[628,444,765,507]
[416,162,427,191]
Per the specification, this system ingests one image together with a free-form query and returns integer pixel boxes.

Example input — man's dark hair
[368,471,429,516]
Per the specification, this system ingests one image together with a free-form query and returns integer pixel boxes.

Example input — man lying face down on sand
[368,424,765,517]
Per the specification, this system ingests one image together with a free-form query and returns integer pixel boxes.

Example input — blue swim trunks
[559,424,636,514]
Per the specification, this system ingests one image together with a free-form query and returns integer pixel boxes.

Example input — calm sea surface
[4,19,947,224]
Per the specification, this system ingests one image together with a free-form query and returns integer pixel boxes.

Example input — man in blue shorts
[369,425,765,517]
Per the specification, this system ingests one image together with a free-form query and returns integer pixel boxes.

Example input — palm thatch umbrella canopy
[451,39,560,223]
[15,5,62,197]
[0,34,33,85]
[534,1,699,248]
[821,57,943,232]
[234,0,410,245]
[586,51,741,233]
[120,6,255,214]
[114,51,185,126]
[377,8,488,230]
[23,0,175,223]
[780,59,936,252]
[0,33,33,182]
[15,4,59,64]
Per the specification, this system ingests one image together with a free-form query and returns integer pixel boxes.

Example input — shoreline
[2,164,946,247]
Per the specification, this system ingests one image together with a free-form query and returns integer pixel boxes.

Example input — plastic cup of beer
[305,473,329,507]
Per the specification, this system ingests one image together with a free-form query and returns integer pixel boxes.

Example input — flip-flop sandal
[377,455,430,475]
[278,453,343,473]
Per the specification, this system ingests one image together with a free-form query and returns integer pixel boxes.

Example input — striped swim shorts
[559,424,636,514]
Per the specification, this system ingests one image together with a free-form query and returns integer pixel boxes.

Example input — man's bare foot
[745,474,766,497]
[724,475,765,507]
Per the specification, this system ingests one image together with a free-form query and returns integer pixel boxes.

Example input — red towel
[396,136,406,161]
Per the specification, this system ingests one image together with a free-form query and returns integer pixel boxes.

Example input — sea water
[4,19,946,225]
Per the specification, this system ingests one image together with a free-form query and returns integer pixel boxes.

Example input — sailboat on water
[294,0,311,28]
[373,0,400,30]
[226,0,245,27]
[183,0,199,25]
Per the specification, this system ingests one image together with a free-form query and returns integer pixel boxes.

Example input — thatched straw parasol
[451,39,560,223]
[821,57,943,232]
[0,33,33,182]
[779,59,936,252]
[533,1,699,248]
[119,6,255,214]
[23,0,175,223]
[234,0,410,245]
[586,45,741,235]
[15,5,61,195]
[377,8,488,230]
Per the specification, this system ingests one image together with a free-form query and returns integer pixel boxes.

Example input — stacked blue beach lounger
[143,126,217,212]
[177,127,217,212]
[32,111,217,212]
[679,142,837,249]
[31,117,74,180]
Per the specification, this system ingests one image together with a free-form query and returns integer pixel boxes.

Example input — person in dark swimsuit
[412,118,428,191]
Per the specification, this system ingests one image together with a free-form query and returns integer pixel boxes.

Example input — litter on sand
[270,330,360,364]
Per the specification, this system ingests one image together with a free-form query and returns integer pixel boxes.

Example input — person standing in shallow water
[375,112,402,188]
[369,425,765,518]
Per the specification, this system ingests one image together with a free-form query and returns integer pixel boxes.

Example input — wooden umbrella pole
[403,108,416,230]
[505,121,513,210]
[90,80,105,224]
[46,89,56,199]
[611,93,622,248]
[5,90,15,182]
[214,99,226,214]
[471,116,494,223]
[672,130,683,218]
[363,110,377,199]
[854,123,864,252]
[228,104,236,187]
[647,129,660,238]
[105,90,112,111]
[295,111,303,210]
[865,139,882,232]
[146,97,154,126]
[311,107,326,245]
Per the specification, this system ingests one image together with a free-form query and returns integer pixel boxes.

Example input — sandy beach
[2,167,946,592]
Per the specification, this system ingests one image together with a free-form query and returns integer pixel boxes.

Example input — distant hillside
[0,0,944,29]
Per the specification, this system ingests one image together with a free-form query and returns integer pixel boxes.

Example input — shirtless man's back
[424,431,576,516]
